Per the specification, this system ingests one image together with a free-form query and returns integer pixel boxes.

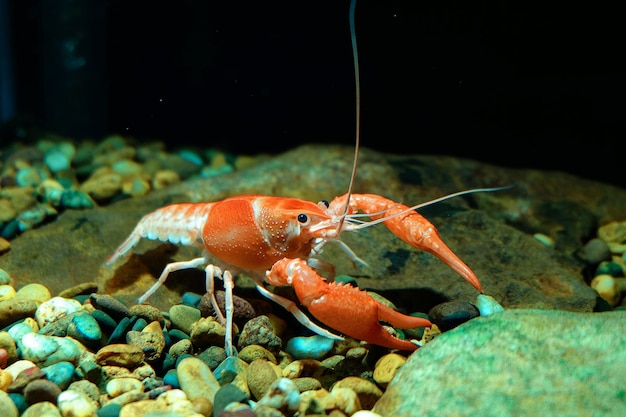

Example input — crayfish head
[254,197,337,251]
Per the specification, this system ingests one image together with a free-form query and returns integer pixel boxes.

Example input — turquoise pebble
[0,219,19,239]
[178,150,203,166]
[595,261,625,277]
[17,206,53,231]
[181,292,203,307]
[163,369,180,388]
[167,329,190,346]
[131,318,148,332]
[42,188,64,206]
[60,190,94,209]
[199,165,233,178]
[91,310,117,331]
[213,356,247,386]
[334,275,359,286]
[8,393,27,414]
[44,149,70,172]
[107,316,137,344]
[213,384,250,416]
[57,177,74,189]
[16,167,44,187]
[175,353,195,367]
[73,295,90,304]
[42,361,75,389]
[161,353,176,374]
[7,322,33,341]
[162,331,172,348]
[111,159,142,175]
[97,402,122,417]
[68,313,102,347]
[285,335,335,360]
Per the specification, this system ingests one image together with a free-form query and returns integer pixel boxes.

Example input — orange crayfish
[104,0,495,355]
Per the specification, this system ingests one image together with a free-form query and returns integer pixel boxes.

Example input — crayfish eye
[297,213,308,223]
[320,200,330,208]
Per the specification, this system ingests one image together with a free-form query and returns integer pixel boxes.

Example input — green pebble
[178,150,203,166]
[16,205,56,231]
[595,261,625,277]
[199,164,234,178]
[335,275,359,286]
[16,167,44,187]
[44,150,70,172]
[60,190,94,209]
[112,159,142,176]
[131,318,148,332]
[403,312,430,339]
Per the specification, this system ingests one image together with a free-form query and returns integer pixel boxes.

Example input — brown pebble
[246,359,279,400]
[168,339,194,359]
[199,290,256,327]
[0,237,10,255]
[89,294,130,321]
[373,353,407,387]
[282,359,321,379]
[126,330,165,362]
[293,377,322,392]
[238,344,277,364]
[23,378,62,404]
[128,304,165,326]
[95,344,145,367]
[332,376,383,410]
[237,315,282,355]
[57,282,99,299]
[192,396,213,417]
[0,299,38,328]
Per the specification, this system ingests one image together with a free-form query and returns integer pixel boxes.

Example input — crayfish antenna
[336,0,361,236]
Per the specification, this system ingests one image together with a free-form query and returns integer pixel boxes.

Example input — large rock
[1,145,624,312]
[373,308,626,417]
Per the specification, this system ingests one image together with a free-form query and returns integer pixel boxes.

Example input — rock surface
[373,308,626,417]
[1,144,624,313]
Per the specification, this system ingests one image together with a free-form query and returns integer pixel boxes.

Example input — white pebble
[533,233,554,246]
[35,296,84,327]
[0,284,16,302]
[106,377,144,397]
[57,390,98,417]
[255,377,301,413]
[352,412,384,417]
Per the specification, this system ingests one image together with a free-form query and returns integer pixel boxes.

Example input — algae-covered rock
[374,309,626,417]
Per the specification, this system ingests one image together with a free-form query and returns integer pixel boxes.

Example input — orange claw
[266,258,431,351]
[341,194,484,293]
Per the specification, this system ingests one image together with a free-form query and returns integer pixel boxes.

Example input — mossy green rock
[374,309,626,417]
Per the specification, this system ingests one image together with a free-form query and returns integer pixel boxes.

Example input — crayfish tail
[104,233,141,266]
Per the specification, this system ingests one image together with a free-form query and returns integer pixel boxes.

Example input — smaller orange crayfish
[104,190,500,355]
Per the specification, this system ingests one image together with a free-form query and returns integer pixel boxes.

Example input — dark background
[2,1,624,188]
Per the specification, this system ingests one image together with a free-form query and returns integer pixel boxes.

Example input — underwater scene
[0,1,625,416]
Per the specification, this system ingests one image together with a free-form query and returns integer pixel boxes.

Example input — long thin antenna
[338,0,360,228]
